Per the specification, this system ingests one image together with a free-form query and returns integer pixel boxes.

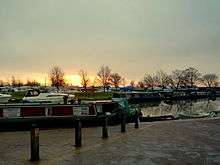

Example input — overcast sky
[0,0,219,83]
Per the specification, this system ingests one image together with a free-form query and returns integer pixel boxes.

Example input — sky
[0,0,220,85]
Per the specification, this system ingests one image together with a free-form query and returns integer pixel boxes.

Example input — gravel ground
[0,118,220,165]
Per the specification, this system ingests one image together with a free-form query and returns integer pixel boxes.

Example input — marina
[0,1,220,164]
[1,97,220,130]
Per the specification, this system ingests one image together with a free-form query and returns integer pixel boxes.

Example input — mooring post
[75,119,82,147]
[30,124,39,161]
[134,110,139,129]
[121,110,126,133]
[102,113,109,138]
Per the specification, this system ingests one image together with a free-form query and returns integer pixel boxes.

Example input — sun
[65,75,81,86]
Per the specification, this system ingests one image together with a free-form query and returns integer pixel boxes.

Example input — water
[139,98,220,118]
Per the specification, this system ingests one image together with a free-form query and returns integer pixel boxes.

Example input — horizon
[0,65,218,87]
[0,0,220,85]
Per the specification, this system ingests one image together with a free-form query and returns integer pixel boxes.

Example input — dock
[0,118,220,164]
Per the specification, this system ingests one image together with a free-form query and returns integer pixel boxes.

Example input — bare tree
[26,80,41,87]
[0,80,4,87]
[49,66,65,89]
[79,69,90,91]
[11,76,23,87]
[97,66,111,92]
[109,73,122,90]
[137,81,145,89]
[183,67,201,87]
[200,74,218,88]
[155,71,173,88]
[11,76,17,87]
[143,74,155,90]
[130,80,135,88]
[171,70,185,89]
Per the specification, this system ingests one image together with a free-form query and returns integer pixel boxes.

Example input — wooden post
[30,124,39,161]
[75,119,82,147]
[134,110,139,129]
[102,114,108,138]
[121,110,126,133]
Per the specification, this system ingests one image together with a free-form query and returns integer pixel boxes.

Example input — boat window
[112,93,120,98]
[25,90,40,97]
[113,93,126,98]
[47,94,63,97]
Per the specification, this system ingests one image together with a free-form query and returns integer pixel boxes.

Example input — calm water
[139,98,220,118]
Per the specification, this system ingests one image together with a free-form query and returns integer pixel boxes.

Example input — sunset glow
[65,75,81,86]
[0,72,98,86]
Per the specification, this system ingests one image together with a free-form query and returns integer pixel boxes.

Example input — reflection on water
[140,98,220,118]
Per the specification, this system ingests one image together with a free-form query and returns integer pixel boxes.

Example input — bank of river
[0,118,220,165]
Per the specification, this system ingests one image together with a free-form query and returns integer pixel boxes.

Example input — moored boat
[0,101,121,130]
[112,92,161,104]
[0,94,11,103]
[22,89,75,104]
[178,112,210,119]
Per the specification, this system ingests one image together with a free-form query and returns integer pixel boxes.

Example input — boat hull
[0,96,11,103]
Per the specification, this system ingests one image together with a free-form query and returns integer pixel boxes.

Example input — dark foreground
[0,118,220,165]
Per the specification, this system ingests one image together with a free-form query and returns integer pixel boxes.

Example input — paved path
[0,118,220,165]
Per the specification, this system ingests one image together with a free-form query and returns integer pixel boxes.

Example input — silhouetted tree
[137,81,145,89]
[200,74,218,88]
[0,80,4,87]
[109,73,122,90]
[79,69,90,91]
[183,67,201,87]
[143,74,156,90]
[49,66,65,89]
[11,76,23,87]
[130,80,135,88]
[26,80,41,87]
[97,66,111,91]
[155,71,173,88]
[171,69,185,89]
[11,76,17,87]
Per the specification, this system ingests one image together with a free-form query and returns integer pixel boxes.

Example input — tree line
[48,65,219,91]
[0,66,219,91]
[0,76,41,87]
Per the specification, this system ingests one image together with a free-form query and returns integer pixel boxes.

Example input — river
[139,98,220,118]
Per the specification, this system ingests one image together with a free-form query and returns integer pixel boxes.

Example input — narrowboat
[112,92,161,104]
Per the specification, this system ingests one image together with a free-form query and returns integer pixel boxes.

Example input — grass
[74,92,112,100]
[9,91,27,102]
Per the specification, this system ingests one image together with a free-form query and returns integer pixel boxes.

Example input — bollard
[121,110,126,133]
[102,114,108,138]
[30,124,39,161]
[75,119,82,147]
[134,110,139,129]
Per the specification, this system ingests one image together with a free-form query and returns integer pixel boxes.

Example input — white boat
[0,94,11,103]
[22,90,75,104]
[178,112,210,119]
